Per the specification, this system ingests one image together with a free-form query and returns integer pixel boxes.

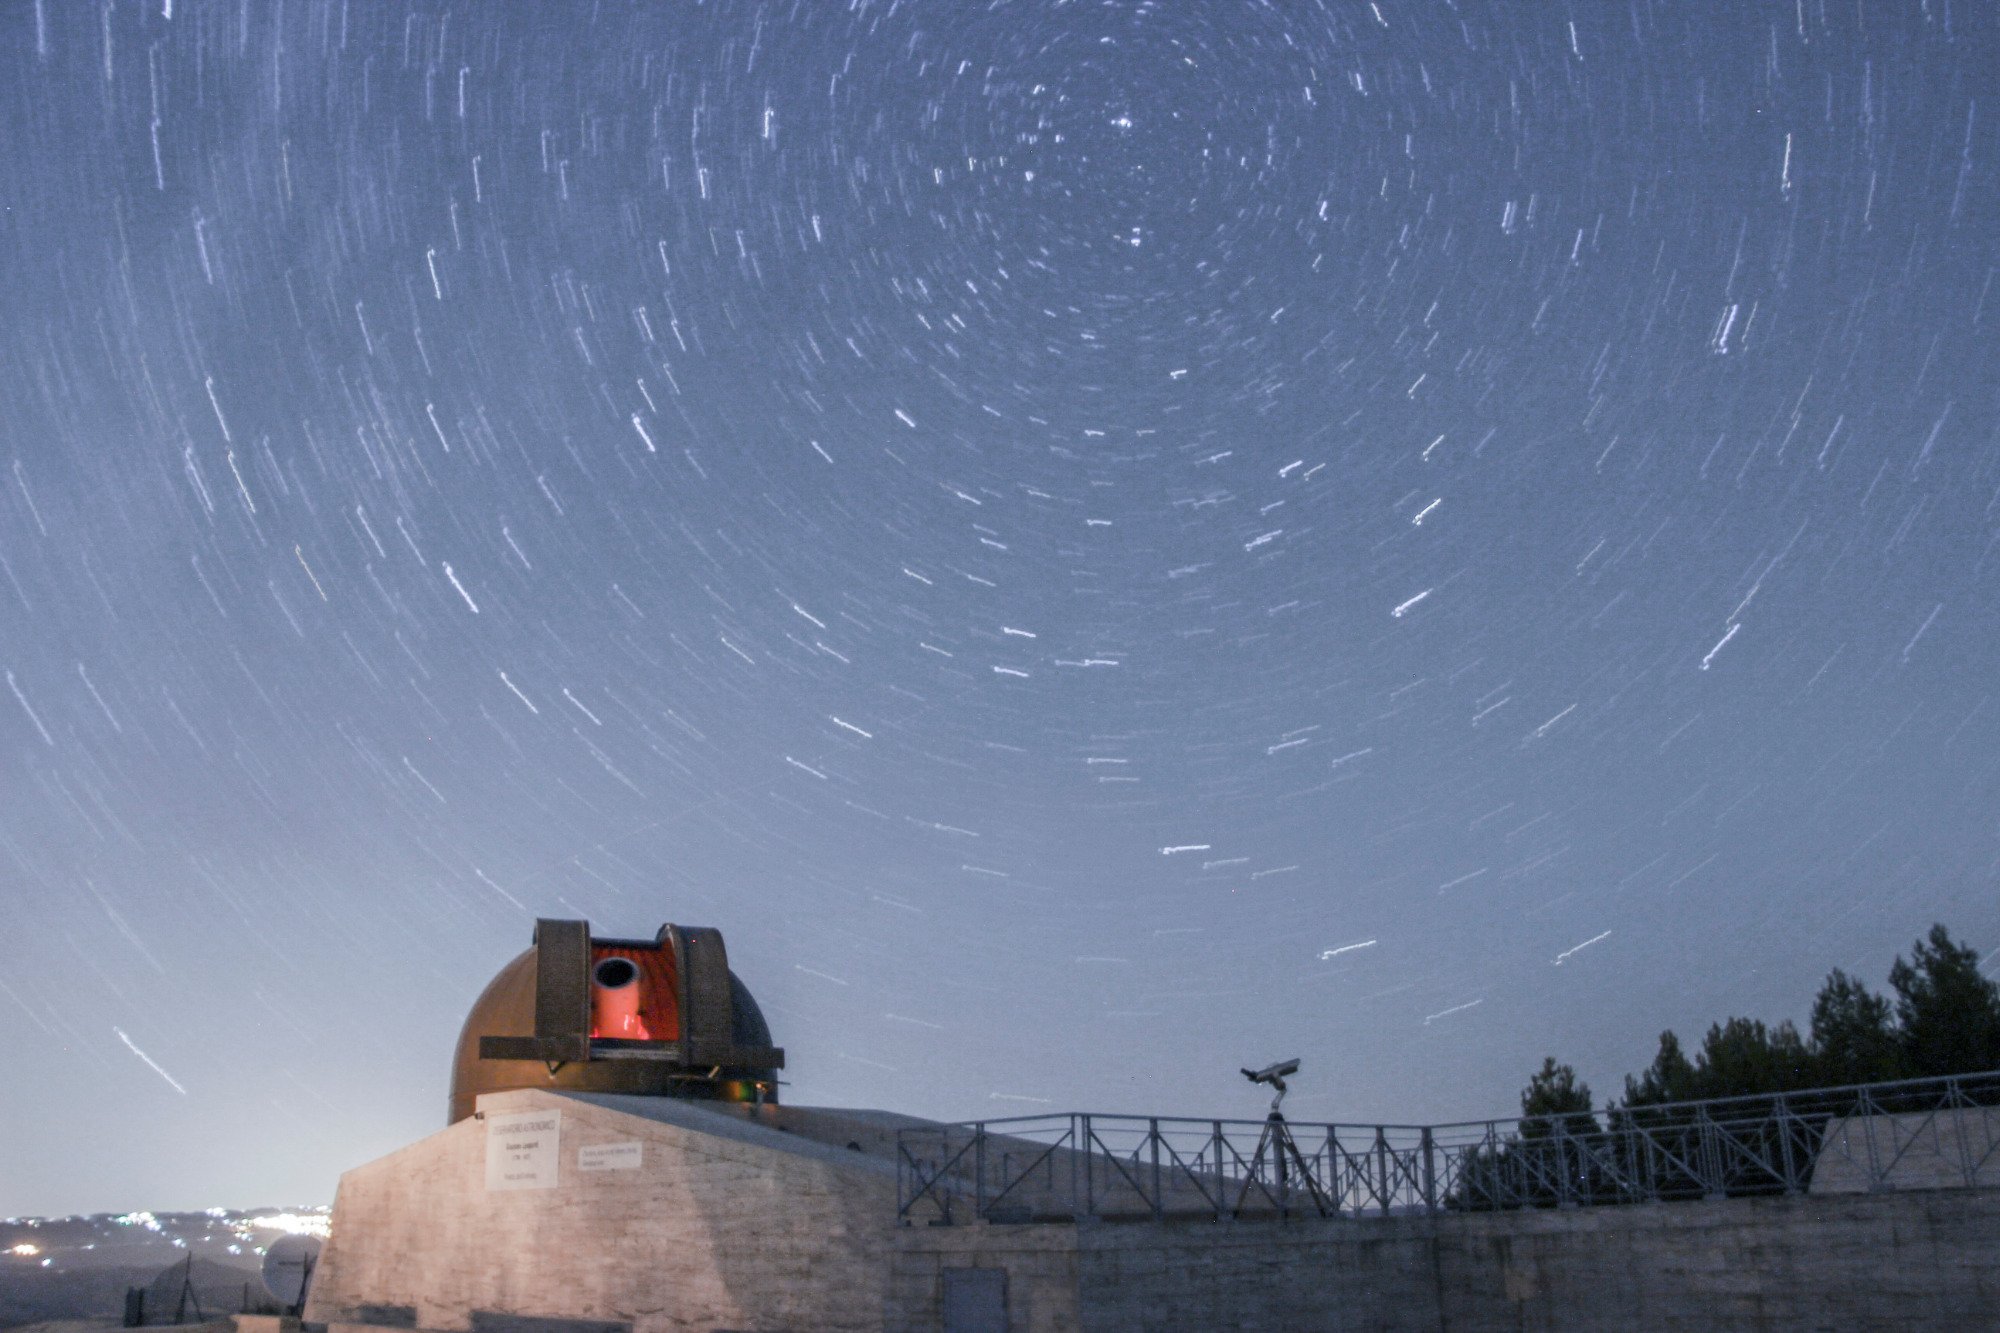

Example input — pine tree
[1888,924,2000,1078]
[1622,1030,1697,1106]
[1520,1057,1597,1134]
[1692,1016,1814,1099]
[1808,968,1903,1085]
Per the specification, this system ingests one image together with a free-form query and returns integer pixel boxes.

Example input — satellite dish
[259,1234,323,1310]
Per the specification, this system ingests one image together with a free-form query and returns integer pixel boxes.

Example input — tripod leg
[1232,1123,1276,1217]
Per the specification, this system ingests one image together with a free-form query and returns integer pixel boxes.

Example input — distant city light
[8,1243,40,1257]
[250,1211,332,1239]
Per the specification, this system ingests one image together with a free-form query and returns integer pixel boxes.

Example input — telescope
[1242,1058,1301,1115]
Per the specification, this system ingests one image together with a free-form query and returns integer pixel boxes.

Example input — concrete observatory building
[310,918,929,1332]
[306,918,2000,1332]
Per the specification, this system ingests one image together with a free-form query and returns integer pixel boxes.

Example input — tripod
[1233,1110,1335,1217]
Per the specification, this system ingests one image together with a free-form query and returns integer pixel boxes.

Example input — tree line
[1523,922,2000,1123]
[1444,925,2000,1210]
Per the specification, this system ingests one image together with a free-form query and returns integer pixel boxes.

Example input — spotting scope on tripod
[1236,1057,1331,1217]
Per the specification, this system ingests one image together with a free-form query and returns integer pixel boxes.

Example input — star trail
[1,0,1995,1216]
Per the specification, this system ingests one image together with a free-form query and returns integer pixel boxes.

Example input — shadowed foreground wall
[891,1187,2000,1330]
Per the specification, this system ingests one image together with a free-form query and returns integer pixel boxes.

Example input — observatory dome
[447,920,780,1124]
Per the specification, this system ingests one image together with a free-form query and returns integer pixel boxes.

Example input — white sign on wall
[577,1141,644,1172]
[485,1110,561,1191]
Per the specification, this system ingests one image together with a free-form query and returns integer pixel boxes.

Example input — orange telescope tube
[590,955,650,1039]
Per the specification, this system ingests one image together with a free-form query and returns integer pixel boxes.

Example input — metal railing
[895,1068,2000,1225]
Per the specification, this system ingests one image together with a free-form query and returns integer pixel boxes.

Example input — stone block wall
[890,1188,2000,1330]
[306,1090,900,1333]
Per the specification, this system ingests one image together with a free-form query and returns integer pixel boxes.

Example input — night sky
[2,0,1996,1218]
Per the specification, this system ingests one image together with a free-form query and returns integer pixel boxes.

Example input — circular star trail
[0,0,1995,1214]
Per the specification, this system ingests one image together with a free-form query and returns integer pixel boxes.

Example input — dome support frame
[477,917,785,1076]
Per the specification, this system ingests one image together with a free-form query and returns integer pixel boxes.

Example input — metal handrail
[895,1067,2000,1225]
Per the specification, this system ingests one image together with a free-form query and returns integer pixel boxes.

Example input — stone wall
[1431,1188,2000,1330]
[889,1187,2000,1330]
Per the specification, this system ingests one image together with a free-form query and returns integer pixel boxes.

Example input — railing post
[1150,1118,1163,1220]
[1955,1079,1979,1188]
[1323,1125,1340,1215]
[896,1134,907,1225]
[1375,1127,1391,1217]
[1421,1126,1436,1213]
[1213,1120,1226,1221]
[1081,1114,1095,1220]
[1554,1118,1575,1209]
[1775,1092,1801,1194]
[974,1123,987,1219]
[1635,1119,1655,1203]
[1698,1107,1722,1199]
[1976,1089,1997,1190]
[1067,1115,1080,1220]
[1859,1087,1884,1190]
